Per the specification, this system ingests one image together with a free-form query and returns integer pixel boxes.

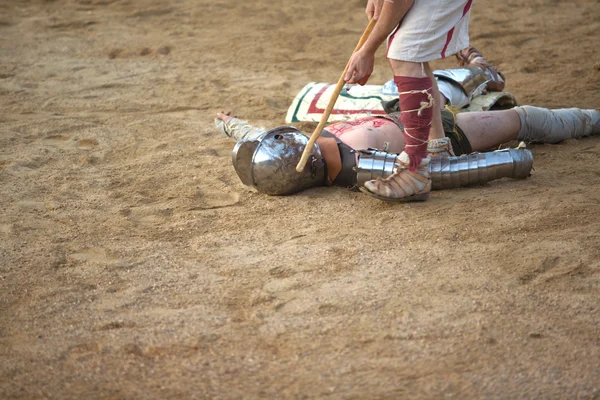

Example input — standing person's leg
[388,60,446,140]
[423,63,457,156]
[389,60,440,165]
[361,59,433,201]
[361,0,474,201]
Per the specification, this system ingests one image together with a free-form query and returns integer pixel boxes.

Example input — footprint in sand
[189,191,240,211]
[69,247,111,265]
[66,342,103,361]
[17,200,46,212]
[43,134,71,148]
[110,45,171,59]
[76,138,98,150]
[43,134,98,151]
[0,224,12,237]
[9,160,43,173]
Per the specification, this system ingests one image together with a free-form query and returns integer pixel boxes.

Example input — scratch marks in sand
[274,234,307,246]
[95,320,137,331]
[108,46,171,59]
[519,256,561,284]
[518,256,599,290]
[47,20,97,30]
[129,9,174,19]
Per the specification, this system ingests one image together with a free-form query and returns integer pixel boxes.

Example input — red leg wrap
[394,76,434,171]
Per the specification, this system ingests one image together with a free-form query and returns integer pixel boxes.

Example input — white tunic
[386,0,473,62]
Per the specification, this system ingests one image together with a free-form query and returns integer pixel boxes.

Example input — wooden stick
[295,18,377,173]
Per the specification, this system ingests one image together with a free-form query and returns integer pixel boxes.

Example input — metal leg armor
[428,149,533,189]
[356,148,533,190]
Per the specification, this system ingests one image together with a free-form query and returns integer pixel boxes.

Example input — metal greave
[356,148,534,190]
[429,149,533,189]
[356,150,398,187]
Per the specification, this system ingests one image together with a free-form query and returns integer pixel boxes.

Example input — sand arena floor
[1,0,599,398]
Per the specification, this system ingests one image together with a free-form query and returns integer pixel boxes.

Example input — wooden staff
[295,18,377,173]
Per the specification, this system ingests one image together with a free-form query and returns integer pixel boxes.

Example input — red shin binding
[394,76,434,171]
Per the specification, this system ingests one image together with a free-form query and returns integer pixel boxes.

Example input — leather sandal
[360,157,431,203]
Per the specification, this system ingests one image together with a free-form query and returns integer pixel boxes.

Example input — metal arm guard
[356,148,533,190]
[434,66,490,101]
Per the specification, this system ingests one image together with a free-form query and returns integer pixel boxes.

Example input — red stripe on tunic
[386,23,402,58]
[441,0,474,58]
[440,27,456,59]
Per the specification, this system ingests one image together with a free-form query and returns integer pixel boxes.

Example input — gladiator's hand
[344,49,375,86]
[365,0,384,20]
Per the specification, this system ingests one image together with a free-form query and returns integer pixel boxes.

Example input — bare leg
[361,59,433,201]
[457,109,521,152]
[458,107,600,151]
[424,63,446,138]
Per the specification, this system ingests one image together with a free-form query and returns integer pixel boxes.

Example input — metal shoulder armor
[434,66,491,101]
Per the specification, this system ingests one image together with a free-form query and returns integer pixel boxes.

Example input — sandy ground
[1,0,599,398]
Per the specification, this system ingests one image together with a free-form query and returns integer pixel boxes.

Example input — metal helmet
[231,126,326,195]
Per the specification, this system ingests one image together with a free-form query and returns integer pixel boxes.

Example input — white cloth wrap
[215,117,266,141]
[386,0,473,62]
[515,106,600,144]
